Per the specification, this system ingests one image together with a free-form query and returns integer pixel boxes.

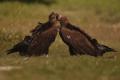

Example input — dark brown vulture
[58,15,116,57]
[27,12,60,56]
[7,36,32,56]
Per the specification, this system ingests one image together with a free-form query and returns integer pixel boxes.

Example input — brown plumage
[7,36,32,56]
[27,12,60,56]
[30,22,43,36]
[58,16,116,57]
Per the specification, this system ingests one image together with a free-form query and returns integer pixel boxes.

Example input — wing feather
[59,24,100,56]
[27,24,58,56]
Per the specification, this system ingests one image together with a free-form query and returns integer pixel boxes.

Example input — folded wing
[59,16,115,56]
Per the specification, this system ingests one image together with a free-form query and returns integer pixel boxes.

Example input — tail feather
[7,48,16,55]
[102,45,116,52]
[98,44,116,53]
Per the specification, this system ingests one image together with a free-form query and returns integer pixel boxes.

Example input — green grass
[0,0,120,80]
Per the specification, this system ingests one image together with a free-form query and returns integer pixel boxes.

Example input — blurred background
[0,0,120,80]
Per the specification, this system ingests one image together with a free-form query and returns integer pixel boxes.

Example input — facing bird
[58,15,116,57]
[27,12,60,56]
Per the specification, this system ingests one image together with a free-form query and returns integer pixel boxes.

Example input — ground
[0,0,120,80]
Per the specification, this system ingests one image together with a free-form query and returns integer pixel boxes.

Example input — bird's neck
[61,22,70,28]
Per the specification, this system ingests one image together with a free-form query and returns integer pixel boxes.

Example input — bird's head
[49,12,59,23]
[57,14,69,26]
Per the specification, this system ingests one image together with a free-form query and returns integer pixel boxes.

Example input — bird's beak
[57,14,62,21]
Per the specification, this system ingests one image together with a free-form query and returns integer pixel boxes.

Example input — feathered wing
[59,24,102,56]
[65,24,93,40]
[59,23,116,56]
[27,22,59,56]
[7,42,28,55]
[30,22,43,35]
[7,36,32,56]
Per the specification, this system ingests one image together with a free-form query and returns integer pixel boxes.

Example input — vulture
[58,15,116,57]
[27,12,60,56]
[7,36,32,56]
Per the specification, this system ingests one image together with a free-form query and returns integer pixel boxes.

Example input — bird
[58,15,116,57]
[27,12,60,56]
[7,36,32,56]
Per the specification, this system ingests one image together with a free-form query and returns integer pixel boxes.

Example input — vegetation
[0,0,120,80]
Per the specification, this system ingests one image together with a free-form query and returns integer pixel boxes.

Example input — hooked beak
[57,14,62,21]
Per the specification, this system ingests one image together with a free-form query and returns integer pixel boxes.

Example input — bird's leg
[23,57,30,61]
[46,54,49,58]
[43,49,49,57]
